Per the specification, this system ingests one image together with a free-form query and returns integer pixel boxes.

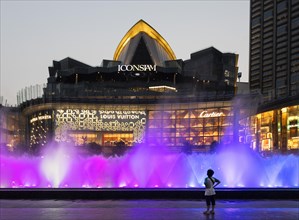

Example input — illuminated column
[281,107,288,152]
[272,110,279,151]
[233,107,240,144]
[256,114,261,152]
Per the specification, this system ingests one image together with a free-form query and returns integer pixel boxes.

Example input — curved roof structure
[113,20,176,66]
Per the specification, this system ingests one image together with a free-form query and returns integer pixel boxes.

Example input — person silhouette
[203,169,221,215]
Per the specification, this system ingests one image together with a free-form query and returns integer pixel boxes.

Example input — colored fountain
[1,141,298,188]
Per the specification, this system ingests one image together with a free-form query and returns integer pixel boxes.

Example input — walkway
[1,199,298,220]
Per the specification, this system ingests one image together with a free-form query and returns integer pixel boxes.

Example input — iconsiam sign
[118,64,156,72]
[0,139,298,188]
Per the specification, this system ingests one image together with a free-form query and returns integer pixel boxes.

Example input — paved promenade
[1,199,298,220]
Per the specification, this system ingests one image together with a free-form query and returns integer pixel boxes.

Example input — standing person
[203,169,221,215]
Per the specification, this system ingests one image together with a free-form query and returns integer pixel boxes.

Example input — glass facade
[0,107,24,150]
[25,101,240,152]
[25,102,299,153]
[248,105,299,152]
[147,107,234,149]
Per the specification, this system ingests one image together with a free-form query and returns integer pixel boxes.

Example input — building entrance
[68,131,134,147]
[102,133,133,147]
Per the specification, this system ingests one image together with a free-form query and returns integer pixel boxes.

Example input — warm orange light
[281,107,287,113]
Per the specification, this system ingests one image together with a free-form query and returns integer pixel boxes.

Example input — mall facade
[1,19,298,153]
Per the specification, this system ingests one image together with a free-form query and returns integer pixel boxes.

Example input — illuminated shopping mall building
[1,19,297,153]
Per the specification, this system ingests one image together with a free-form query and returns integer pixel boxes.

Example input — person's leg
[204,196,211,214]
[210,196,216,214]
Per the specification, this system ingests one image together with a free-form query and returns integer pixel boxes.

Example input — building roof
[113,19,176,65]
[48,57,92,77]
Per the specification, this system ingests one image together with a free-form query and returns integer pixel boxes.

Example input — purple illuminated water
[1,142,298,188]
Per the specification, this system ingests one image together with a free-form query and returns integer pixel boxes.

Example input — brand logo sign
[30,115,52,123]
[118,64,156,72]
[199,111,223,118]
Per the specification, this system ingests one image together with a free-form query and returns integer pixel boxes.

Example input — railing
[17,84,46,105]
[19,93,238,110]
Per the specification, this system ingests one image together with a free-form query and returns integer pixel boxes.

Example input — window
[291,72,299,81]
[264,9,273,20]
[276,77,286,88]
[292,0,299,5]
[277,24,287,36]
[252,17,261,27]
[277,1,287,13]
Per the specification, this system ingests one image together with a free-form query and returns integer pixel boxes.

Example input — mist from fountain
[1,140,298,188]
